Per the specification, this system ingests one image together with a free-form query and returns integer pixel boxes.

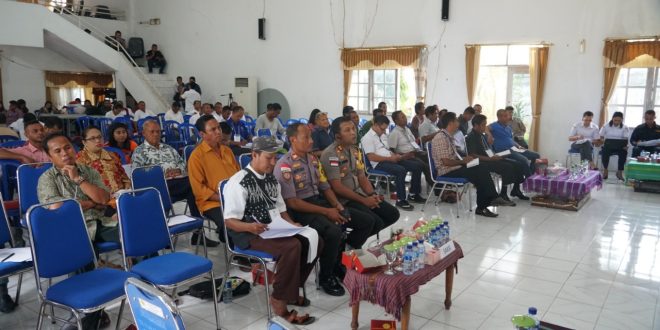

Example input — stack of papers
[0,247,32,263]
[466,158,480,168]
[260,216,319,263]
[511,147,526,153]
[638,139,660,147]
[496,150,511,156]
[167,215,199,227]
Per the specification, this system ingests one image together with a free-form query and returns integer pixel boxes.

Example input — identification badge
[233,134,241,142]
[268,208,279,223]
[486,149,494,157]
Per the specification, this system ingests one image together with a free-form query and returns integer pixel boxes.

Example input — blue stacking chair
[182,114,192,124]
[103,146,128,165]
[268,316,300,330]
[156,113,166,127]
[94,118,114,140]
[238,153,252,169]
[297,118,308,124]
[17,163,53,226]
[125,277,186,330]
[131,165,207,256]
[257,128,272,137]
[0,140,26,149]
[358,118,368,128]
[163,120,184,150]
[183,145,195,163]
[179,123,200,146]
[0,192,32,306]
[26,199,136,330]
[244,115,254,123]
[117,188,220,330]
[284,119,298,128]
[75,116,92,133]
[0,159,20,202]
[361,148,395,201]
[421,142,472,217]
[218,180,276,318]
[0,135,19,143]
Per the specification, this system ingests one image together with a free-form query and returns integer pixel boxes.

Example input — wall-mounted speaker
[258,18,266,40]
[441,0,450,21]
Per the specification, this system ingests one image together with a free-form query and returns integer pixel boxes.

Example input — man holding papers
[431,112,509,217]
[568,111,602,169]
[630,109,660,157]
[389,110,434,187]
[466,114,528,203]
[223,136,321,326]
[489,109,540,177]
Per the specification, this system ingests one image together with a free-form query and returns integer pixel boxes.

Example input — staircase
[143,70,176,107]
[0,1,169,112]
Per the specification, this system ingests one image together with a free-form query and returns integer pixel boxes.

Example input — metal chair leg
[14,273,23,304]
[115,300,125,330]
[210,270,221,330]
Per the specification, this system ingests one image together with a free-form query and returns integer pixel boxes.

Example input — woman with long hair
[307,108,321,130]
[106,122,137,162]
[599,111,629,180]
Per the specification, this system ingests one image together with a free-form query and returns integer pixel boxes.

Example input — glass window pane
[359,84,369,97]
[348,97,358,107]
[608,105,624,119]
[480,46,508,66]
[358,70,369,83]
[374,84,384,98]
[385,85,396,98]
[385,70,396,83]
[351,71,359,81]
[616,69,629,86]
[628,68,648,87]
[359,98,369,112]
[385,99,395,111]
[508,45,531,65]
[656,87,660,104]
[610,87,627,105]
[349,84,358,97]
[475,66,508,120]
[627,88,646,105]
[626,106,644,127]
[374,70,384,83]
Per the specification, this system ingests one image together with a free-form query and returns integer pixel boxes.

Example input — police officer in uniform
[274,123,373,296]
[320,116,399,240]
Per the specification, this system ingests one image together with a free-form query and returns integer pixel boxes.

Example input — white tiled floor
[1,180,659,329]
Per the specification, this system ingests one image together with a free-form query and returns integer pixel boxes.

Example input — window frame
[348,69,399,114]
[608,67,659,127]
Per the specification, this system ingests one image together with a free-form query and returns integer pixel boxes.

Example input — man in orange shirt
[188,115,240,242]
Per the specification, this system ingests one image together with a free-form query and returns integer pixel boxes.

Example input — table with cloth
[343,242,463,330]
[625,160,660,193]
[522,170,603,211]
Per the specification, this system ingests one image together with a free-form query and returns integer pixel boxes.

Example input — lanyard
[441,130,462,160]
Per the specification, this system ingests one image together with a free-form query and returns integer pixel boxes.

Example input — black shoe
[320,277,345,296]
[395,200,414,211]
[491,197,516,207]
[190,233,220,247]
[512,190,530,201]
[475,208,498,218]
[408,194,427,204]
[0,294,16,313]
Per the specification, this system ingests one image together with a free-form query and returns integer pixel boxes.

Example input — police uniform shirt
[320,141,366,201]
[274,150,330,200]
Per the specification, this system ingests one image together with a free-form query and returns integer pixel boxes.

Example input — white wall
[129,0,660,161]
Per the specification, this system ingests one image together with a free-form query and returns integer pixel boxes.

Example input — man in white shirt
[216,105,232,123]
[164,102,184,123]
[189,102,213,125]
[362,115,425,211]
[255,103,285,136]
[132,101,156,122]
[454,130,467,157]
[418,106,441,146]
[568,111,602,169]
[212,102,224,122]
[105,103,131,119]
[388,111,434,187]
[180,87,201,115]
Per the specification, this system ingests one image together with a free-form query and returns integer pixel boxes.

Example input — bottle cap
[528,307,537,315]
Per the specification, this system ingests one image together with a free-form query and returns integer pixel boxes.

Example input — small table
[343,242,463,330]
[625,160,660,193]
[522,170,603,211]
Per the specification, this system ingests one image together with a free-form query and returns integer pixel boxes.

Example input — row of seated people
[0,115,402,325]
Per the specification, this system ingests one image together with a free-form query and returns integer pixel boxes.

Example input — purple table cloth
[522,170,603,200]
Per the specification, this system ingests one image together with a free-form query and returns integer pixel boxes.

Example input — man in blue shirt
[489,109,540,177]
[226,105,253,156]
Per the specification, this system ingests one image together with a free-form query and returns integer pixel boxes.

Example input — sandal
[284,309,316,325]
[288,296,310,307]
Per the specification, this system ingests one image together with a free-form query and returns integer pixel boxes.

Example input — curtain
[47,87,93,109]
[343,70,352,107]
[45,71,113,88]
[603,40,660,67]
[414,47,428,102]
[528,46,549,151]
[341,46,423,70]
[598,67,620,127]
[465,45,481,106]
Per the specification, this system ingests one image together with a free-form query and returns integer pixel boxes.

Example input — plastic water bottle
[412,242,420,271]
[429,229,438,246]
[528,307,539,330]
[443,221,450,240]
[417,239,426,268]
[403,246,414,275]
[437,225,446,247]
[222,280,233,303]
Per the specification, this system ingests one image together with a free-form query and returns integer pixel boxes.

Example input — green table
[625,160,660,193]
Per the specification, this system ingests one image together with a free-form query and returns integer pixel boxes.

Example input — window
[608,67,659,128]
[475,45,535,136]
[347,69,416,115]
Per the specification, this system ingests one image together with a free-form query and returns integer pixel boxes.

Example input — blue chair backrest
[178,123,200,145]
[18,163,53,215]
[26,200,95,278]
[244,115,254,123]
[76,116,92,132]
[0,193,12,246]
[0,140,26,149]
[95,118,114,139]
[137,117,157,136]
[359,118,368,128]
[257,129,272,137]
[183,114,191,124]
[117,188,171,257]
[238,153,251,169]
[219,180,228,206]
[103,146,128,165]
[0,135,19,143]
[285,119,298,127]
[131,166,172,214]
[425,142,438,178]
[298,118,308,124]
[163,120,181,143]
[156,113,166,126]
[125,278,185,330]
[183,145,195,163]
[361,148,374,170]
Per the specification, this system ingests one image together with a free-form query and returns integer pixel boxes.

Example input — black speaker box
[441,0,450,21]
[258,18,266,40]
